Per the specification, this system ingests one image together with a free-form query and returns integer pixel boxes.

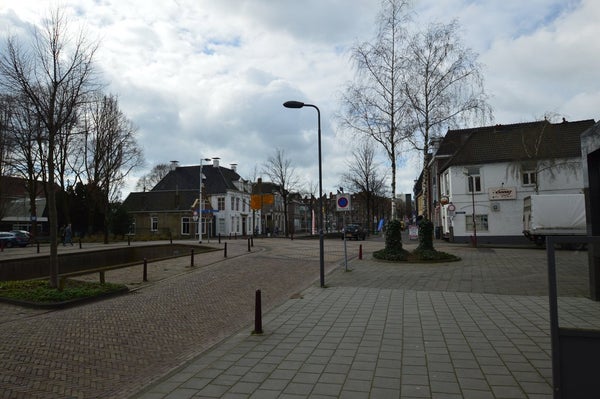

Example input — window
[218,197,225,211]
[466,214,488,231]
[129,218,136,235]
[466,167,482,193]
[230,197,235,210]
[236,198,240,211]
[442,171,450,196]
[181,217,190,235]
[151,216,158,232]
[522,170,536,186]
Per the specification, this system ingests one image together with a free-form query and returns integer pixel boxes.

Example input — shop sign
[488,187,516,200]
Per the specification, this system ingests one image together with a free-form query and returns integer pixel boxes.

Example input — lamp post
[199,157,211,243]
[283,100,325,288]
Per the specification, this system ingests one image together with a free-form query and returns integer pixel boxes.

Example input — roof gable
[440,119,595,170]
[151,165,242,194]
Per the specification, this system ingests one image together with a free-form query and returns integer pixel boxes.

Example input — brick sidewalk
[0,238,597,398]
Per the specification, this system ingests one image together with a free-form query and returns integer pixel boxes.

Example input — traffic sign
[336,194,351,211]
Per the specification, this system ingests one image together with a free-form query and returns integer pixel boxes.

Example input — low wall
[0,244,198,281]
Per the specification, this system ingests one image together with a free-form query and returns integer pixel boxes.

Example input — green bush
[416,219,434,251]
[374,220,409,261]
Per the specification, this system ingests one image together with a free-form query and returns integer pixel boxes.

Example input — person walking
[64,223,73,246]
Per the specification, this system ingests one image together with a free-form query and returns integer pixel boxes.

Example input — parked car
[342,224,367,240]
[0,231,29,248]
[10,230,32,246]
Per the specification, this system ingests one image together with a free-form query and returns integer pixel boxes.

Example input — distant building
[0,176,48,234]
[123,159,256,239]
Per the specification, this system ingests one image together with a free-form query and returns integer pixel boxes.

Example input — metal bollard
[37,240,40,253]
[253,289,263,334]
[251,236,254,247]
[79,239,82,249]
[224,242,227,258]
[143,258,148,282]
[359,244,363,260]
[128,235,131,246]
[247,238,251,252]
[190,249,194,267]
[218,234,221,244]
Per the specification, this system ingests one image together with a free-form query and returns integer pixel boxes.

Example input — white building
[123,159,259,239]
[433,119,595,244]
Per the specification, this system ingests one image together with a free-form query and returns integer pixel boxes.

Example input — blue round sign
[337,197,349,208]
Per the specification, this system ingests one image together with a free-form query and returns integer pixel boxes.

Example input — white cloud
[2,0,599,201]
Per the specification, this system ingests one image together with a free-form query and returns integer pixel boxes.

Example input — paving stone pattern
[0,237,599,398]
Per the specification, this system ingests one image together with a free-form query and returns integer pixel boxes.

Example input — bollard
[99,271,105,284]
[251,236,254,247]
[169,232,173,245]
[37,240,40,254]
[235,232,237,240]
[128,235,131,246]
[190,249,194,267]
[224,242,227,258]
[218,234,221,244]
[79,239,82,249]
[143,258,148,282]
[253,289,263,334]
[247,238,251,252]
[0,240,3,252]
[359,244,363,260]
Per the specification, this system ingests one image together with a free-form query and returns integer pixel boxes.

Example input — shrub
[374,220,409,261]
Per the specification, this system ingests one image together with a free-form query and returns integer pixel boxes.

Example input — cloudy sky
[1,0,599,199]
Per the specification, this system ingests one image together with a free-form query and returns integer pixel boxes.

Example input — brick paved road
[0,237,591,398]
[0,237,366,399]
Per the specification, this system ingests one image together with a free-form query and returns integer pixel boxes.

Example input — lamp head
[283,101,305,109]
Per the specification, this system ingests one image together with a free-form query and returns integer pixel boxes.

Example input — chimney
[170,160,179,171]
[230,163,237,172]
[212,157,220,168]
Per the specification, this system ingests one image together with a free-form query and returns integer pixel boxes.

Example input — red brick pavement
[0,237,366,399]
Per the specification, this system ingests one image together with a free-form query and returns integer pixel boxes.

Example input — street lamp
[199,157,211,243]
[283,100,325,288]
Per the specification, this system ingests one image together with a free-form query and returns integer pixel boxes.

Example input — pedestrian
[64,223,73,246]
[59,225,66,245]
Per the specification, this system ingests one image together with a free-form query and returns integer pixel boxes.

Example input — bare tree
[0,95,16,222]
[3,94,45,238]
[402,20,492,218]
[263,148,300,236]
[339,0,411,220]
[135,163,170,191]
[341,141,387,231]
[0,8,99,287]
[80,93,143,243]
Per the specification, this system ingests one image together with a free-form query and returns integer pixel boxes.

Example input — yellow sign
[250,194,274,210]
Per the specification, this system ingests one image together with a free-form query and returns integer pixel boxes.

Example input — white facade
[209,187,257,237]
[439,158,585,243]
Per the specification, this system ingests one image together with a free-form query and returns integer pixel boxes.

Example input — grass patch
[0,279,127,304]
